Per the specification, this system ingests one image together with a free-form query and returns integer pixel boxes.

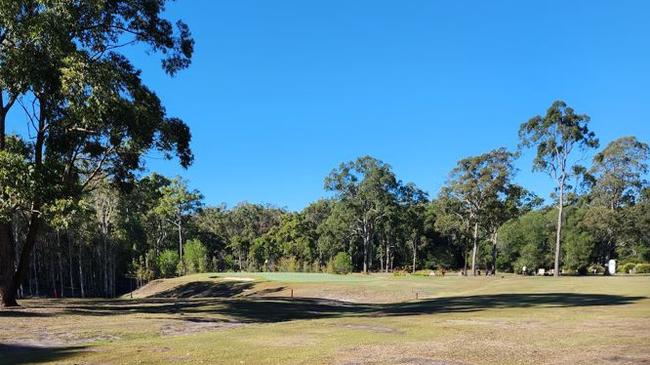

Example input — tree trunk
[379,242,384,272]
[34,250,39,297]
[463,248,468,275]
[58,250,64,298]
[5,211,42,305]
[78,242,85,298]
[362,235,369,274]
[0,223,17,307]
[385,241,390,273]
[492,231,498,275]
[68,232,74,297]
[411,237,417,274]
[103,235,108,296]
[178,219,185,274]
[0,98,18,307]
[554,186,564,277]
[471,222,479,276]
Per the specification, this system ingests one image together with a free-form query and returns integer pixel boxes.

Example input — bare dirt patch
[160,318,244,336]
[340,323,404,334]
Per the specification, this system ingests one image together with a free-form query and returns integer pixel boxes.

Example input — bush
[634,263,650,274]
[183,239,208,274]
[157,250,180,278]
[131,256,154,285]
[331,252,353,274]
[307,261,321,273]
[619,262,637,274]
[587,264,606,275]
[277,257,299,272]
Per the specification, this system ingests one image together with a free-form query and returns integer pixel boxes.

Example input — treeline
[23,130,650,298]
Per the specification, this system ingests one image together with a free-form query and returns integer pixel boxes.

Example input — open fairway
[1,273,649,365]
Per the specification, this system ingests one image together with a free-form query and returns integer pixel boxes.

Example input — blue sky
[130,0,649,211]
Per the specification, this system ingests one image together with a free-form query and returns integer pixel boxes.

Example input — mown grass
[1,274,649,365]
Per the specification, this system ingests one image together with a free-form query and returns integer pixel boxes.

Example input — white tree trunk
[554,185,564,277]
[471,222,479,276]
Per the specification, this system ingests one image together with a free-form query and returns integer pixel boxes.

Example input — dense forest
[1,2,649,306]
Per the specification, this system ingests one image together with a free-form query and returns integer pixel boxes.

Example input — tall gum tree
[519,101,598,277]
[154,177,203,274]
[0,1,194,307]
[325,156,399,274]
[442,148,518,275]
[585,136,649,264]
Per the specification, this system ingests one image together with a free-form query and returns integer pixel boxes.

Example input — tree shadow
[55,292,645,323]
[0,310,53,318]
[0,343,86,365]
[154,281,255,298]
[206,293,646,323]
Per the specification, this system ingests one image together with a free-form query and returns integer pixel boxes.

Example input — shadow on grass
[50,293,646,323]
[155,281,256,298]
[0,343,86,365]
[0,310,53,318]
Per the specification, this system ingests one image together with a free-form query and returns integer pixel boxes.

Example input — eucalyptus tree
[433,192,472,274]
[225,203,284,271]
[0,1,194,306]
[399,182,429,273]
[154,177,202,274]
[589,136,649,210]
[90,180,120,297]
[519,101,599,276]
[442,148,517,275]
[483,184,540,273]
[325,156,400,273]
[316,201,354,267]
[584,136,649,264]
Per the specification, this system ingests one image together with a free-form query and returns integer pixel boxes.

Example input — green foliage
[519,101,599,176]
[498,210,552,272]
[588,264,606,274]
[158,250,180,278]
[590,136,649,209]
[0,150,33,221]
[183,239,208,274]
[563,208,596,274]
[331,252,353,274]
[634,263,650,274]
[619,262,637,274]
[325,156,401,272]
[277,257,300,272]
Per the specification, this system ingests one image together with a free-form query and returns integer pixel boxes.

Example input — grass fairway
[1,274,649,364]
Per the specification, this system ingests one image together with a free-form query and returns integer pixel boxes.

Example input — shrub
[634,263,650,274]
[619,262,636,274]
[222,254,236,271]
[277,257,299,272]
[308,261,321,273]
[331,252,353,274]
[131,256,154,285]
[157,250,180,278]
[183,239,208,274]
[587,264,606,275]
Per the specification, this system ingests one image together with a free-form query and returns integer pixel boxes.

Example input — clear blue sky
[133,0,649,211]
